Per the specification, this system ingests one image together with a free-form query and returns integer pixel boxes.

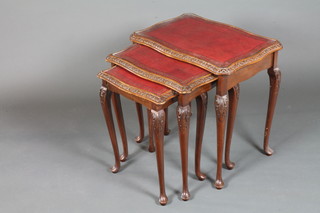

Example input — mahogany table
[130,13,283,189]
[98,13,282,205]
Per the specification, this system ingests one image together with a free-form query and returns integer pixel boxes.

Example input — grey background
[1,0,320,212]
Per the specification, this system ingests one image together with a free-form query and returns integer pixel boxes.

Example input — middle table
[106,43,240,200]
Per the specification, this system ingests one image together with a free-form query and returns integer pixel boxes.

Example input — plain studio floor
[1,82,320,213]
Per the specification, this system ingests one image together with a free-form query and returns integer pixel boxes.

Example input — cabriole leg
[264,67,281,156]
[195,92,208,180]
[152,109,168,205]
[100,86,120,173]
[225,84,240,169]
[214,94,229,189]
[177,104,191,200]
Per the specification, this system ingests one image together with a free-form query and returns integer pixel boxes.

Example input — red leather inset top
[131,13,282,75]
[97,66,176,104]
[107,44,216,93]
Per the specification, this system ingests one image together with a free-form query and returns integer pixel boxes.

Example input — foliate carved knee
[100,86,108,102]
[215,95,229,120]
[151,110,165,133]
[268,68,281,89]
[177,105,192,130]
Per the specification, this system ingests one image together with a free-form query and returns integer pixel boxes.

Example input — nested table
[99,66,178,205]
[130,13,282,189]
[98,13,282,205]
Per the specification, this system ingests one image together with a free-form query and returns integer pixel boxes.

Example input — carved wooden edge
[97,71,176,105]
[131,34,283,76]
[176,105,192,130]
[215,94,229,119]
[106,55,216,94]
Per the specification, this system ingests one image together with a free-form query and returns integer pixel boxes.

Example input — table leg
[135,103,145,143]
[147,109,155,152]
[100,86,121,173]
[177,103,191,200]
[112,93,128,162]
[225,84,240,170]
[214,92,228,189]
[195,92,208,181]
[264,67,281,156]
[151,109,168,205]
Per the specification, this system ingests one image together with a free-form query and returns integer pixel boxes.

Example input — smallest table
[98,66,209,205]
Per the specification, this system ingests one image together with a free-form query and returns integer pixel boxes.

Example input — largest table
[110,13,282,193]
